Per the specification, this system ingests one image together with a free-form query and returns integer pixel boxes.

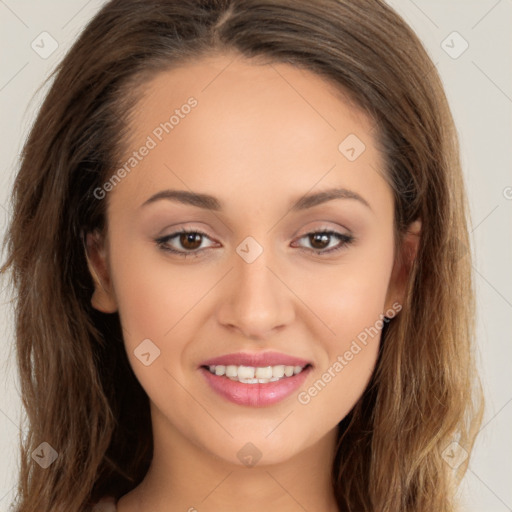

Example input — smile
[205,364,307,383]
[199,364,313,407]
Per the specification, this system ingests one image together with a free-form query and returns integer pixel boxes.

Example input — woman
[1,0,484,511]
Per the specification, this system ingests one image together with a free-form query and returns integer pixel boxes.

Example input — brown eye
[155,228,216,257]
[308,232,331,250]
[179,232,203,250]
[293,230,354,255]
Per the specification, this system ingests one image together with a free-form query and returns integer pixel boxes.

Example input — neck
[118,404,341,512]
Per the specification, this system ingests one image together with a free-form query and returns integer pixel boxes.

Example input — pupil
[311,233,329,249]
[181,233,201,250]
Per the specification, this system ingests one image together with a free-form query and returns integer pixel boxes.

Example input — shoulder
[92,496,117,512]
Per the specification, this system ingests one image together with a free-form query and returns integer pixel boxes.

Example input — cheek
[294,282,391,434]
[107,236,205,387]
[307,235,395,346]
[108,235,207,338]
[298,236,394,410]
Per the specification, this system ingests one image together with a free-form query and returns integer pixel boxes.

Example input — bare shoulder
[91,496,117,512]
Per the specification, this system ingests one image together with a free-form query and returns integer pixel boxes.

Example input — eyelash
[155,228,354,259]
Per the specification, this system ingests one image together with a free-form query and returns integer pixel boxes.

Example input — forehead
[129,52,377,151]
[108,53,389,216]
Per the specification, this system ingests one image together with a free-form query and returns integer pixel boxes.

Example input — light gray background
[0,1,511,510]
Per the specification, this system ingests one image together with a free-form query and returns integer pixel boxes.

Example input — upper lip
[200,351,312,368]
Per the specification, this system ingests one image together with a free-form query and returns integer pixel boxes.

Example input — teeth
[255,366,272,379]
[284,366,294,377]
[214,365,226,376]
[238,365,255,379]
[215,364,226,375]
[226,365,238,377]
[207,364,306,383]
[273,365,285,378]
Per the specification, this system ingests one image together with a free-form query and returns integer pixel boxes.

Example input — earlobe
[85,230,118,313]
[385,219,422,310]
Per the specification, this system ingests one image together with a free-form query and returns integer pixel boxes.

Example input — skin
[86,52,420,512]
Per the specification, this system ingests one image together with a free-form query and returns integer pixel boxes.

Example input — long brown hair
[1,1,484,510]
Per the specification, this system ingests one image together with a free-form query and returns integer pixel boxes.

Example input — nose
[216,244,295,340]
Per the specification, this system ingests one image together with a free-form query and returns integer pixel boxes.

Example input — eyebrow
[140,187,372,212]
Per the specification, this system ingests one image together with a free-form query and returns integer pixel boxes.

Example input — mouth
[201,363,313,384]
[198,361,313,407]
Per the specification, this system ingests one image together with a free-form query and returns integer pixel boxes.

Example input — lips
[198,351,314,407]
[199,351,312,368]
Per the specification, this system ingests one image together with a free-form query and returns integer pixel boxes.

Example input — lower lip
[199,366,312,407]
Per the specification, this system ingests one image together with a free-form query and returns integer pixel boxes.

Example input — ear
[85,229,118,313]
[384,219,422,311]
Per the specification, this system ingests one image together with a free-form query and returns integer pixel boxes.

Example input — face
[87,52,416,468]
